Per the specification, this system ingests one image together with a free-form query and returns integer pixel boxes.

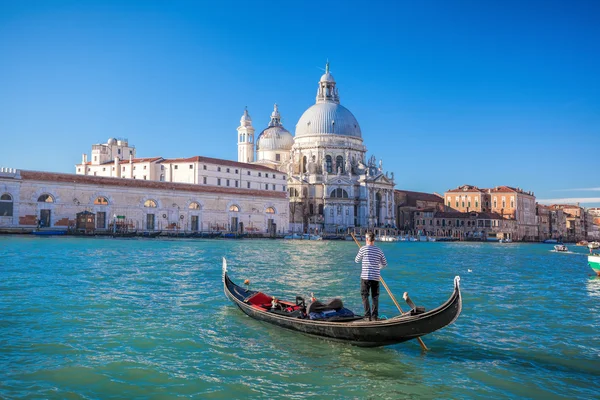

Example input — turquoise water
[1,236,598,399]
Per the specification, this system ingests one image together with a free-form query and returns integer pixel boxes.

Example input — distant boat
[588,254,600,276]
[138,231,162,238]
[554,244,568,252]
[31,229,67,236]
[576,240,589,247]
[588,242,600,250]
[543,239,560,244]
[499,238,513,243]
[377,235,398,242]
[284,233,302,240]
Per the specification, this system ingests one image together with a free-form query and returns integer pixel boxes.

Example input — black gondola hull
[223,259,462,347]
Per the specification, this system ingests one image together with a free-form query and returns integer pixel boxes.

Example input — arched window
[266,207,275,214]
[336,155,344,173]
[0,193,13,217]
[189,202,201,210]
[37,194,54,203]
[325,155,332,173]
[94,196,109,205]
[144,199,157,208]
[330,188,349,198]
[229,205,239,212]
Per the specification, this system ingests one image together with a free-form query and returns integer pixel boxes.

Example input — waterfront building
[242,63,395,234]
[0,168,288,234]
[536,204,551,241]
[444,184,489,212]
[75,140,286,193]
[445,184,537,241]
[394,190,444,232]
[549,204,587,242]
[413,210,517,240]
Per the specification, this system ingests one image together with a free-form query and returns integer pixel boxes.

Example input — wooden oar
[351,232,429,351]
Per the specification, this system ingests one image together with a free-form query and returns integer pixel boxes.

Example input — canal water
[0,235,598,399]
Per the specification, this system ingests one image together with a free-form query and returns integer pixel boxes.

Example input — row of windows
[83,165,287,181]
[289,188,349,198]
[417,219,502,227]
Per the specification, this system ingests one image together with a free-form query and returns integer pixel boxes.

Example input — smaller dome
[256,126,294,152]
[107,138,116,145]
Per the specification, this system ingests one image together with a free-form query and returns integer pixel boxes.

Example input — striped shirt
[355,245,387,281]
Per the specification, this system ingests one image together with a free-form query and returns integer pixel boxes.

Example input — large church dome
[295,102,361,138]
[256,104,294,151]
[294,62,361,138]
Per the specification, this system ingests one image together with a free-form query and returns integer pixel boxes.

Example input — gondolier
[355,231,388,321]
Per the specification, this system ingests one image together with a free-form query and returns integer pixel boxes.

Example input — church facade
[238,64,396,234]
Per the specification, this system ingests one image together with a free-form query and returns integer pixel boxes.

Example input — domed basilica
[237,63,396,233]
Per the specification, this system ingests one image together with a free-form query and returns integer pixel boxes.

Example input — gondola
[222,258,462,347]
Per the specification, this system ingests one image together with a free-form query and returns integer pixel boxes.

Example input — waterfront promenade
[0,236,598,398]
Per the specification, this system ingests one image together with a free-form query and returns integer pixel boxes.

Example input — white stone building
[0,168,288,234]
[239,63,396,233]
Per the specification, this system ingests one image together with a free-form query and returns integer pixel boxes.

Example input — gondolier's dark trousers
[360,279,380,319]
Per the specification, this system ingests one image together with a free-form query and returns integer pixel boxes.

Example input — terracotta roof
[19,170,287,199]
[445,184,485,193]
[395,190,443,206]
[160,156,281,173]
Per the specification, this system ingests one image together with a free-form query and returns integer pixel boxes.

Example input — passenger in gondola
[354,231,388,321]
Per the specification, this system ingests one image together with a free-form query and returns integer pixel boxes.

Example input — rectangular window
[227,179,230,186]
[235,169,238,174]
[235,180,238,187]
[102,167,106,171]
[283,185,286,191]
[203,165,207,170]
[0,200,13,217]
[96,212,106,229]
[143,175,147,180]
[174,165,178,169]
[272,184,276,190]
[247,171,250,175]
[189,165,193,169]
[218,167,221,172]
[203,177,207,184]
[227,168,230,173]
[247,182,250,188]
[144,165,147,170]
[217,178,221,185]
[258,172,261,177]
[276,154,280,161]
[161,165,164,170]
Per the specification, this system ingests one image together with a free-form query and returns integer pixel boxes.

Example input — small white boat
[554,244,568,252]
[377,235,399,242]
[499,238,513,243]
[588,241,600,250]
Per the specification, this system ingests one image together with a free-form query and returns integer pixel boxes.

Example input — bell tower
[237,108,255,163]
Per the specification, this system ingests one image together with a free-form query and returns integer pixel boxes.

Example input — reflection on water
[0,236,599,399]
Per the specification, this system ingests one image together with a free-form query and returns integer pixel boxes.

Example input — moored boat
[577,240,589,247]
[589,254,600,276]
[31,229,67,236]
[222,258,462,347]
[588,241,600,250]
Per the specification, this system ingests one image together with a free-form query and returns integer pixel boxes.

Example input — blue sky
[1,0,599,206]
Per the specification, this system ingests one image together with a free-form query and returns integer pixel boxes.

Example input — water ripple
[0,236,598,399]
